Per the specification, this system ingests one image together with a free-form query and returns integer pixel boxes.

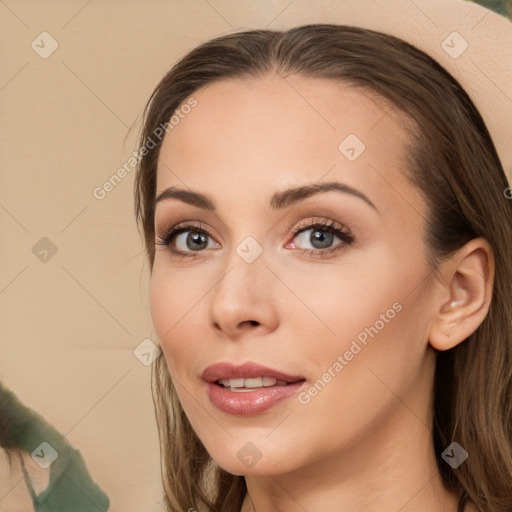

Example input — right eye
[155,223,220,257]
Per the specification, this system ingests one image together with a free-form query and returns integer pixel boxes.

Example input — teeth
[218,377,280,388]
[244,377,263,388]
[223,378,245,388]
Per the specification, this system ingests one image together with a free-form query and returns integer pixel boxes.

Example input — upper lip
[201,362,305,383]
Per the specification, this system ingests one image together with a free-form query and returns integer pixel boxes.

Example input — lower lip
[205,381,306,416]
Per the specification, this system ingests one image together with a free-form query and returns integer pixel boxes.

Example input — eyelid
[289,217,352,238]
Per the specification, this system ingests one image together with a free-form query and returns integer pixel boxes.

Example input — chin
[207,444,298,477]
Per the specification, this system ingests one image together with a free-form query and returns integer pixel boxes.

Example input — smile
[201,362,307,415]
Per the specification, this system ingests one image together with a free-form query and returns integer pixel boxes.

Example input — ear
[429,237,495,351]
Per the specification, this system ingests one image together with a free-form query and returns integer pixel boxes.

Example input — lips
[201,362,307,415]
[201,361,305,384]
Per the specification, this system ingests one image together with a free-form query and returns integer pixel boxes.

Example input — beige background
[1,1,510,511]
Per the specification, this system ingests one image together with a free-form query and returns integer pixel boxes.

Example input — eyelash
[155,219,356,260]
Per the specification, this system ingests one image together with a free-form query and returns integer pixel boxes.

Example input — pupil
[187,231,207,250]
[312,230,333,249]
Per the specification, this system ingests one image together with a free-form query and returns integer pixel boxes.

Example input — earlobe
[430,296,469,351]
[428,238,495,351]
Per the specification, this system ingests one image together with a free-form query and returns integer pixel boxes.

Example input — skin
[149,73,493,512]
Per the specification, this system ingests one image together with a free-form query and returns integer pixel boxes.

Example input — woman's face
[150,74,439,476]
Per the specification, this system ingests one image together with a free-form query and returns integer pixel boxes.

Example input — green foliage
[470,0,512,17]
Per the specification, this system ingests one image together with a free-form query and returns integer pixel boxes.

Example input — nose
[208,252,279,340]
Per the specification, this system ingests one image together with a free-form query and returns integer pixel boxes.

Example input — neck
[240,408,460,512]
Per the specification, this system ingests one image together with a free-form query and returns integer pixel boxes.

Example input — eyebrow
[154,181,378,212]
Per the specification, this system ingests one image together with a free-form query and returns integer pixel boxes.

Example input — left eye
[287,221,355,254]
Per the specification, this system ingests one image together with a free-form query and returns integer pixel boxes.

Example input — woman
[133,24,512,511]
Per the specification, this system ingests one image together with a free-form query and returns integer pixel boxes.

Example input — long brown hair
[133,24,512,512]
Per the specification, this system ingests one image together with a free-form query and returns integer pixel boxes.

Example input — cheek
[149,267,183,369]
[149,259,199,331]
[290,245,429,388]
[285,245,409,346]
[149,267,170,342]
[149,263,210,373]
[302,280,433,432]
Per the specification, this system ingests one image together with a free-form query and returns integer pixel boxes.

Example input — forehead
[155,73,422,217]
